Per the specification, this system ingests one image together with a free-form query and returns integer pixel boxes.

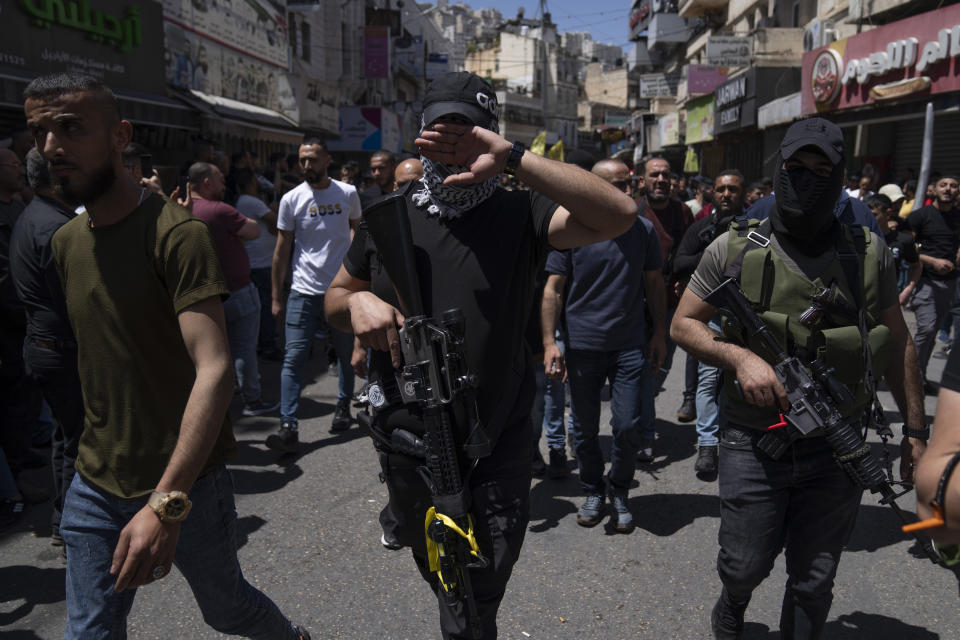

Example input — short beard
[56,160,116,205]
[305,169,327,187]
[937,194,955,207]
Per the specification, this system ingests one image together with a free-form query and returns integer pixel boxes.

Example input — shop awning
[0,69,198,131]
[175,89,303,143]
[758,92,801,130]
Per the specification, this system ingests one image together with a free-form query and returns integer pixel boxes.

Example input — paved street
[2,339,959,639]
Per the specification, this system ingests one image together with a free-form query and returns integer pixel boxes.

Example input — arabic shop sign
[19,0,142,51]
[640,72,681,98]
[5,0,164,93]
[802,4,960,114]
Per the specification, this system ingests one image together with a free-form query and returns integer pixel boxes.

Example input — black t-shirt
[884,228,919,266]
[902,204,960,280]
[942,341,960,391]
[9,195,76,344]
[343,187,557,457]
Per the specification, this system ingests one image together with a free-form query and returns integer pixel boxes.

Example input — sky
[469,1,633,49]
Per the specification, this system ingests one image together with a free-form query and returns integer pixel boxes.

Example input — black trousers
[377,409,532,639]
[23,340,83,532]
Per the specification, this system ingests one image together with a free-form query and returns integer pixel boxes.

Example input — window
[288,13,298,55]
[301,21,311,62]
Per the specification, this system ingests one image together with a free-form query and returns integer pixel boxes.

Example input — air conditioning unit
[803,20,838,52]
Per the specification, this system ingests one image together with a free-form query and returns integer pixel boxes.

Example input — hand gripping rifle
[705,277,943,566]
[363,190,492,638]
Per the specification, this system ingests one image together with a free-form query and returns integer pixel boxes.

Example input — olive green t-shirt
[52,193,235,498]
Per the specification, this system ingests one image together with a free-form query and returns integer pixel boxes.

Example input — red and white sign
[802,5,960,114]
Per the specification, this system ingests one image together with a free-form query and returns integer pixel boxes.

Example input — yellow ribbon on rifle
[424,507,482,592]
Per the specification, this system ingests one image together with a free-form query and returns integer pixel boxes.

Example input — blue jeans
[249,267,277,351]
[695,319,722,447]
[567,345,655,494]
[224,282,262,403]
[717,426,862,639]
[532,338,567,451]
[281,289,355,425]
[61,468,299,640]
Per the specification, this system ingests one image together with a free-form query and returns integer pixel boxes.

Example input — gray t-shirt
[688,229,898,310]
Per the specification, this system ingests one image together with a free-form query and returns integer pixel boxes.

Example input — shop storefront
[0,0,196,151]
[714,67,801,180]
[802,4,960,179]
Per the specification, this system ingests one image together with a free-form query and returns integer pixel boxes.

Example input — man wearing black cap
[670,118,926,639]
[325,72,637,638]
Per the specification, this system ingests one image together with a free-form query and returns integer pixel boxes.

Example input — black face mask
[772,156,843,249]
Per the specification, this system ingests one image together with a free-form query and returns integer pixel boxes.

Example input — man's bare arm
[111,296,233,591]
[671,288,788,409]
[643,269,667,370]
[541,273,566,380]
[917,386,960,543]
[234,216,261,241]
[878,303,927,482]
[414,123,636,249]
[325,265,405,368]
[271,229,294,317]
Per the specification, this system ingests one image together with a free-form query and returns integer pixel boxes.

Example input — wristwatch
[503,141,525,176]
[147,490,193,523]
[902,424,931,441]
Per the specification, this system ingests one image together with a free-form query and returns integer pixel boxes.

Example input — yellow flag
[547,140,564,162]
[530,130,547,156]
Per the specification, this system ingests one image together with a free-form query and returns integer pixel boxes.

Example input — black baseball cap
[422,72,499,129]
[780,117,844,165]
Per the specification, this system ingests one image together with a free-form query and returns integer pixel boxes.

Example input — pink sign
[364,26,389,79]
[688,65,728,95]
[802,4,960,114]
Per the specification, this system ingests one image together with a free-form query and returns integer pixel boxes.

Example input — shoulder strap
[723,218,772,281]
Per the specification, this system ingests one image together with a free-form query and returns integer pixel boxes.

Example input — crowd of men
[1,70,960,640]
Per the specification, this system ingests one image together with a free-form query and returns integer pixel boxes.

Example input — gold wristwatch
[147,490,193,523]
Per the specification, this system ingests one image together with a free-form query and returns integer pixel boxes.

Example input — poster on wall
[164,20,297,119]
[326,107,402,153]
[685,96,715,144]
[162,0,288,69]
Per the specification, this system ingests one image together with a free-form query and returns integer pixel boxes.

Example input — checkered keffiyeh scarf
[411,116,500,220]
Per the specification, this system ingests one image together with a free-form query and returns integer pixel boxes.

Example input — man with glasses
[543,158,666,532]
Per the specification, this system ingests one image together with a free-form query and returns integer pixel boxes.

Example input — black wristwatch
[902,424,931,440]
[503,141,525,176]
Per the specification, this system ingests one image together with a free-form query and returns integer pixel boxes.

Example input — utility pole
[538,0,550,139]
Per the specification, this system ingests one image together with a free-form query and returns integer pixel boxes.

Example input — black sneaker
[695,445,719,478]
[294,625,312,640]
[242,398,280,417]
[711,589,748,639]
[380,531,403,550]
[547,447,568,478]
[331,399,352,431]
[636,438,655,463]
[531,450,546,478]
[266,422,299,453]
[677,393,697,423]
[0,499,25,531]
[576,493,605,527]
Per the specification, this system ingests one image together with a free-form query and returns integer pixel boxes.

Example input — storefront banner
[364,26,389,79]
[326,107,402,153]
[3,0,164,93]
[165,21,296,119]
[687,65,728,95]
[802,4,960,114]
[640,72,681,98]
[685,96,715,144]
[658,112,680,146]
[706,36,752,67]
[758,91,801,129]
[162,0,288,70]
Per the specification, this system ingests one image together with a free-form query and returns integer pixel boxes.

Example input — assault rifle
[363,190,491,638]
[705,277,943,566]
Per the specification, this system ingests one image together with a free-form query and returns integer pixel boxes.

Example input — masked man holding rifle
[670,118,927,640]
[325,72,636,639]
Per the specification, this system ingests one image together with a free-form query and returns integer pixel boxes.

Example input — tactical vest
[719,219,893,432]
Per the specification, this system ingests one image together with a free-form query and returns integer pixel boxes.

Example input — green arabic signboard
[2,0,165,94]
